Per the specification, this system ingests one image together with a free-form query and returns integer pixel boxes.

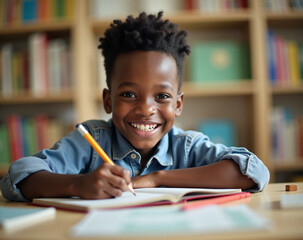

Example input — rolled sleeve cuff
[0,157,52,202]
[224,154,270,192]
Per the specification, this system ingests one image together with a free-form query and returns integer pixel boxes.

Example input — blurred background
[0,0,303,183]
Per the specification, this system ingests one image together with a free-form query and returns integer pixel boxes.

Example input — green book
[190,41,251,82]
[55,0,65,18]
[0,124,11,166]
[299,43,303,81]
[22,117,38,157]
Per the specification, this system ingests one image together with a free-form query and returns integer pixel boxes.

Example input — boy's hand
[75,163,132,199]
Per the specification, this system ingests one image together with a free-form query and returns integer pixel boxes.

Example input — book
[0,206,56,232]
[22,0,37,23]
[299,43,303,81]
[32,187,242,212]
[1,43,13,97]
[198,119,237,146]
[267,30,277,83]
[288,40,301,86]
[0,123,10,167]
[29,33,48,96]
[190,41,251,83]
[7,115,24,161]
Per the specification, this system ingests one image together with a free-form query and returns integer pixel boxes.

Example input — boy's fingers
[101,180,123,197]
[97,164,130,193]
[109,165,132,184]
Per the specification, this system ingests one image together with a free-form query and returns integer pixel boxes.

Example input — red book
[7,115,24,161]
[22,51,30,91]
[34,114,49,151]
[184,0,195,10]
[38,0,48,20]
[275,36,287,87]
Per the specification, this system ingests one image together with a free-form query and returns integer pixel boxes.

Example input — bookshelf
[1,0,303,182]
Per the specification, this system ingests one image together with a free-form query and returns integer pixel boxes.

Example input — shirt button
[130,153,137,159]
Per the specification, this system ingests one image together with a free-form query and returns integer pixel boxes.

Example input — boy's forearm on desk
[17,171,80,200]
[155,160,255,190]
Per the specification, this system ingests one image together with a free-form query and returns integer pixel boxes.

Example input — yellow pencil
[76,124,136,196]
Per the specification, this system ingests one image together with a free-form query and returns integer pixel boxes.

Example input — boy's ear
[103,88,112,114]
[175,92,184,117]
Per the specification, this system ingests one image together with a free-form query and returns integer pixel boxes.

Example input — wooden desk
[1,183,302,240]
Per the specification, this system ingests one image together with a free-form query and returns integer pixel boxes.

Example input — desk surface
[0,182,302,240]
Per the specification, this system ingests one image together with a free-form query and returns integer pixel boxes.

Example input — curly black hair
[98,11,190,91]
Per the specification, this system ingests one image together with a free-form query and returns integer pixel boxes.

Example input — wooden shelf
[0,90,74,105]
[169,10,251,27]
[273,161,303,171]
[91,9,251,34]
[181,81,254,97]
[266,11,303,20]
[270,85,303,94]
[0,20,74,35]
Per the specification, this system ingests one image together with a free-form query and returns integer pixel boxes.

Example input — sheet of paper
[70,204,270,237]
[280,194,303,208]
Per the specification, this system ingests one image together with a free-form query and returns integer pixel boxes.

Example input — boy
[0,12,269,201]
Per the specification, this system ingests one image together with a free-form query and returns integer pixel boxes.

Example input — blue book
[267,30,277,83]
[198,119,237,147]
[0,206,55,232]
[22,0,37,23]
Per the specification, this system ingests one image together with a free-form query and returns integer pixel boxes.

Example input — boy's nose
[134,99,156,116]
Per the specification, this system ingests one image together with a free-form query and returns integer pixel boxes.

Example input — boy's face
[103,51,183,157]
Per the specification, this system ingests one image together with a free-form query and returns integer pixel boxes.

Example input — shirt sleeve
[188,133,270,192]
[0,129,92,201]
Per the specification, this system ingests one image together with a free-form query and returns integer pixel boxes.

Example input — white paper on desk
[70,204,270,237]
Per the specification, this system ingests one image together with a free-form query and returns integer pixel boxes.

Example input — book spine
[299,43,303,81]
[7,115,24,161]
[267,31,277,84]
[1,44,13,97]
[0,123,11,166]
[288,41,301,86]
[22,0,37,23]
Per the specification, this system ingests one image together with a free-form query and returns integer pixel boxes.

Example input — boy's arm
[17,163,132,200]
[132,160,255,190]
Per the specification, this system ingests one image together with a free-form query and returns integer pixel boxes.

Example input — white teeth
[131,123,157,132]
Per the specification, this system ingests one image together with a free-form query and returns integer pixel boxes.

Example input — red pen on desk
[182,192,251,211]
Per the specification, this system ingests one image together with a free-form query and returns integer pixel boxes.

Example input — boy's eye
[156,93,171,100]
[120,92,136,98]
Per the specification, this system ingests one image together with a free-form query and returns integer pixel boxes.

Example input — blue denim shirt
[0,119,270,201]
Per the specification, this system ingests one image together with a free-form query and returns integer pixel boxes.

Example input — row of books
[0,33,72,97]
[0,114,66,166]
[90,0,248,19]
[265,0,303,12]
[184,0,248,12]
[271,107,303,163]
[0,0,74,27]
[267,30,303,87]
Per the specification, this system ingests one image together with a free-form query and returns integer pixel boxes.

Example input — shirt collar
[112,125,173,166]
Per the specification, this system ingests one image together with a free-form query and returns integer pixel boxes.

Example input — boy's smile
[103,51,183,159]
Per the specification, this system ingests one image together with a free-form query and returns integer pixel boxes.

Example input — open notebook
[32,187,242,212]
